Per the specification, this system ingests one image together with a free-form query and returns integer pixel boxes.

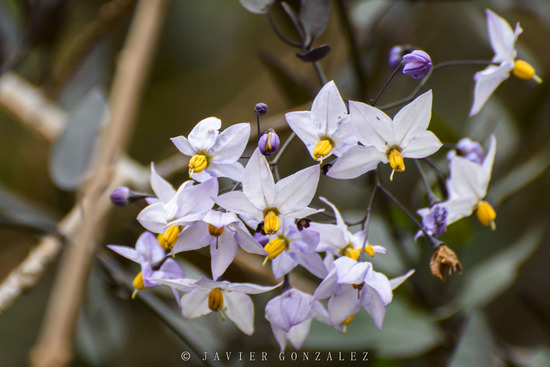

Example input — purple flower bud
[110,186,148,206]
[254,102,268,116]
[254,232,269,246]
[388,46,405,69]
[402,50,432,79]
[415,204,447,240]
[447,138,484,164]
[258,129,280,156]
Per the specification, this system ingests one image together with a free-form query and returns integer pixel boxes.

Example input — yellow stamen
[313,139,333,162]
[365,245,375,257]
[263,211,280,235]
[208,288,224,312]
[387,148,405,181]
[132,271,146,299]
[476,200,497,230]
[265,131,273,151]
[513,60,543,84]
[342,314,356,325]
[161,225,180,251]
[345,248,361,261]
[208,224,224,237]
[263,237,288,264]
[189,154,208,177]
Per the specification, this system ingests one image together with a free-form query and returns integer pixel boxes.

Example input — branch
[29,1,170,366]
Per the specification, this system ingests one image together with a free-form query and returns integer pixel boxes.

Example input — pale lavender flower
[265,288,331,351]
[415,204,448,240]
[447,137,484,164]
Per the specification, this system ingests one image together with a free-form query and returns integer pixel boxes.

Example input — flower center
[208,224,224,237]
[189,154,208,177]
[208,288,224,312]
[263,236,288,264]
[387,147,405,181]
[343,245,375,261]
[513,60,543,84]
[161,225,180,251]
[313,138,333,162]
[342,313,356,325]
[475,200,496,230]
[263,210,281,235]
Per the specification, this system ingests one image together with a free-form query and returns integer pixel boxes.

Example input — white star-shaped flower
[470,9,542,116]
[439,135,497,229]
[327,90,442,181]
[156,276,280,335]
[285,80,357,162]
[215,148,321,235]
[171,117,250,182]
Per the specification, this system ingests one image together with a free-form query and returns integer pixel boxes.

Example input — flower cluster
[107,8,538,350]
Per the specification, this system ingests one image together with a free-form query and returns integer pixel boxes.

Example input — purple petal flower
[415,204,448,240]
[258,129,280,156]
[402,50,432,79]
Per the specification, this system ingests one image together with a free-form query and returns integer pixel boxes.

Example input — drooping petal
[313,270,339,300]
[319,197,347,231]
[242,148,276,209]
[470,63,512,116]
[480,135,497,193]
[327,285,362,326]
[275,164,320,215]
[286,319,313,350]
[180,289,211,318]
[349,101,393,151]
[327,145,385,179]
[361,286,386,331]
[210,231,238,280]
[187,117,222,152]
[486,9,521,63]
[224,291,255,335]
[107,245,140,263]
[389,269,415,290]
[441,197,477,225]
[209,123,250,163]
[225,281,281,295]
[272,251,298,279]
[393,90,433,147]
[334,256,371,285]
[150,163,176,203]
[215,191,263,218]
[294,250,328,279]
[364,269,393,306]
[136,231,166,264]
[270,324,290,352]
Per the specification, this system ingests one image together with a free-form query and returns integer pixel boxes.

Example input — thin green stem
[371,61,403,106]
[359,182,378,262]
[414,159,438,205]
[267,11,301,48]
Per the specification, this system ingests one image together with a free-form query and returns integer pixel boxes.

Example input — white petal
[402,130,442,159]
[389,269,415,290]
[203,210,239,227]
[319,197,347,231]
[294,251,328,278]
[313,271,338,300]
[215,191,263,218]
[224,292,255,335]
[287,320,313,350]
[243,148,276,209]
[107,245,140,263]
[349,100,393,151]
[393,90,433,147]
[170,136,196,157]
[311,80,348,136]
[331,118,358,156]
[441,197,476,225]
[174,179,218,220]
[361,287,386,331]
[173,221,210,252]
[150,163,175,203]
[486,9,521,63]
[210,231,238,280]
[470,63,512,116]
[480,135,497,194]
[206,161,245,182]
[272,251,298,279]
[137,203,167,233]
[270,325,289,352]
[327,145,384,179]
[231,223,266,255]
[188,117,221,151]
[154,277,199,292]
[327,285,362,326]
[275,164,320,215]
[226,281,281,294]
[209,123,250,164]
[136,231,166,263]
[285,111,320,155]
[180,289,211,318]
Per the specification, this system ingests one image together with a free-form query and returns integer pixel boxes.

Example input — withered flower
[430,244,462,280]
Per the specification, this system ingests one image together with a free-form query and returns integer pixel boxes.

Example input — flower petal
[210,231,238,280]
[361,286,386,331]
[207,161,245,182]
[327,145,384,179]
[243,148,276,209]
[392,90,433,147]
[209,123,250,163]
[486,9,521,63]
[224,291,255,335]
[180,289,211,318]
[187,117,221,152]
[470,63,512,116]
[349,100,393,151]
[285,111,320,156]
[402,130,442,159]
[107,245,140,263]
[216,191,263,218]
[310,80,348,136]
[327,285,362,326]
[150,163,176,203]
[137,203,168,233]
[173,221,210,252]
[275,164,320,216]
[170,135,196,157]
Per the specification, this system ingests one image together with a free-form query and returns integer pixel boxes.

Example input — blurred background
[1,0,550,365]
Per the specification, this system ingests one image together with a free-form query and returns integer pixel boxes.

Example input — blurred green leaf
[49,87,108,190]
[491,145,550,205]
[239,0,275,14]
[449,311,496,367]
[305,298,443,358]
[454,225,544,313]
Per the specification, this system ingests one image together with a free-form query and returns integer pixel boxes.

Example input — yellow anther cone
[388,149,405,181]
[264,211,280,235]
[189,154,208,176]
[132,272,146,299]
[313,139,333,162]
[208,288,224,312]
[208,224,224,237]
[513,60,542,84]
[476,200,497,230]
[263,237,287,264]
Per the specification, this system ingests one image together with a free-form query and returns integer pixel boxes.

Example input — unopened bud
[110,186,148,206]
[402,50,432,79]
[258,129,280,156]
[255,102,269,116]
[388,45,412,70]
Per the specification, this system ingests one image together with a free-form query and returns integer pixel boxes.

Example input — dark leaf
[449,311,496,367]
[49,87,109,190]
[299,0,331,48]
[281,2,305,44]
[296,44,331,62]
